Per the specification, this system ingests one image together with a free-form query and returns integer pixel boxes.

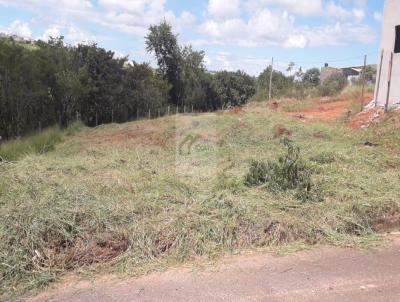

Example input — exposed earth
[31,235,400,302]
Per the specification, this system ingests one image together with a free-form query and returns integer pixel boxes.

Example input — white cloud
[327,2,351,19]
[205,52,289,75]
[200,9,299,47]
[2,20,32,39]
[246,0,322,16]
[373,11,382,22]
[327,2,365,22]
[0,0,92,11]
[198,0,376,48]
[0,0,378,61]
[352,8,365,22]
[208,0,240,20]
[0,0,192,40]
[283,34,308,48]
[39,26,61,41]
[38,24,98,45]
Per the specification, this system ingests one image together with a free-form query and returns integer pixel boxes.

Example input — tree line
[0,22,257,140]
[0,21,370,140]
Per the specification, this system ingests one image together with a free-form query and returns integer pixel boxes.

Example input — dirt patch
[73,123,173,147]
[279,93,373,123]
[58,234,129,268]
[228,106,243,114]
[269,101,279,110]
[348,107,384,129]
[273,124,292,138]
[373,215,400,233]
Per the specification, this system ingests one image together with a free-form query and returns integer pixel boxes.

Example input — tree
[320,73,347,96]
[258,66,292,99]
[214,71,256,107]
[180,46,208,110]
[287,62,295,77]
[145,21,182,106]
[302,68,320,86]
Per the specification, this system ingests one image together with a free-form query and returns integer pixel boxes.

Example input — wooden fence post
[360,54,367,111]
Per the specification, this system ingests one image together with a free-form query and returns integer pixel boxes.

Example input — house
[374,0,400,108]
[320,63,363,84]
[320,64,342,83]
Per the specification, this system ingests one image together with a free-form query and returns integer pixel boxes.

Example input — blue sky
[0,0,385,75]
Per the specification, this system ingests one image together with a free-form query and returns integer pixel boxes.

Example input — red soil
[280,93,374,126]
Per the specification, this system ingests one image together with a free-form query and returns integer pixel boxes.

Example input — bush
[214,70,256,107]
[245,138,323,202]
[320,73,347,96]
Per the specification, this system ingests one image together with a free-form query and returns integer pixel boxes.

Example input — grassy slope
[1,102,400,296]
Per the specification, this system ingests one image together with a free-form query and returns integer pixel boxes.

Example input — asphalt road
[31,235,400,302]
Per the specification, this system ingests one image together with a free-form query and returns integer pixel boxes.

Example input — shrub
[245,138,323,202]
[320,73,347,96]
[214,70,256,107]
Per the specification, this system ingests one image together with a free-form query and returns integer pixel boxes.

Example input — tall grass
[0,121,85,161]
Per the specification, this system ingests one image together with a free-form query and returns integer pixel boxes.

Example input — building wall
[320,66,341,83]
[375,0,400,107]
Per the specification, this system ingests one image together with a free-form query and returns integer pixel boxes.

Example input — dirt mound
[269,101,279,110]
[348,107,384,129]
[228,106,243,114]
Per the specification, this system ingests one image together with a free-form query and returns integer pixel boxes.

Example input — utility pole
[269,57,274,101]
[360,54,367,111]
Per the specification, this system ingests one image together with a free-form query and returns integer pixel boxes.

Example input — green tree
[145,21,182,106]
[214,71,256,107]
[302,68,320,86]
[320,73,347,96]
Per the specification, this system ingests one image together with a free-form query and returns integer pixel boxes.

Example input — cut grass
[1,107,400,298]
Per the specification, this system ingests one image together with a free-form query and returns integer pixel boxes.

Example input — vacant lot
[1,94,400,298]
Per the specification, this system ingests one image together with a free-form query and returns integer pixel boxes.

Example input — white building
[374,0,400,108]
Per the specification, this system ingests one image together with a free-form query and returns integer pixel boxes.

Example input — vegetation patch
[309,152,337,164]
[0,122,85,162]
[1,103,399,298]
[272,124,292,138]
[245,138,323,202]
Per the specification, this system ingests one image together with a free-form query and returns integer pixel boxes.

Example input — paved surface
[31,236,400,302]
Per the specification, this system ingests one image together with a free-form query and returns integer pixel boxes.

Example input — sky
[0,0,385,75]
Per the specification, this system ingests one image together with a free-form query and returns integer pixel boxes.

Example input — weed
[245,138,323,202]
[309,152,337,164]
[272,124,292,138]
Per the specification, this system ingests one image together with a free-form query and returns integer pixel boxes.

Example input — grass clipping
[245,138,323,202]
